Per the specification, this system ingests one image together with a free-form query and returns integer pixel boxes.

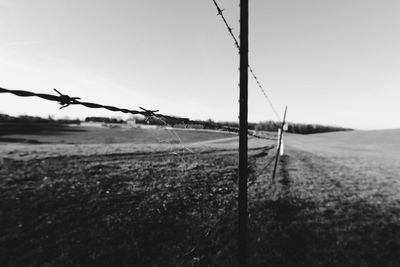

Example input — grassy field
[0,127,272,266]
[0,123,235,144]
[268,130,400,266]
[1,127,400,266]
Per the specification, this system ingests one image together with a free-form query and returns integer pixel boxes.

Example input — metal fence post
[238,0,249,266]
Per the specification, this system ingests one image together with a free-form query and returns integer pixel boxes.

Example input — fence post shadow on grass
[272,106,287,182]
[248,153,319,267]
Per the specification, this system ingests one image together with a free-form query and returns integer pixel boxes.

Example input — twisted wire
[0,87,189,122]
[0,86,274,140]
[211,0,281,121]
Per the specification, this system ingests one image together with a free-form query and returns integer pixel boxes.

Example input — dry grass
[1,129,400,266]
[0,124,235,145]
[244,130,400,266]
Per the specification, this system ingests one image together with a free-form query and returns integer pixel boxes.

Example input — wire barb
[212,0,240,50]
[53,88,81,109]
[139,106,159,119]
[216,7,224,16]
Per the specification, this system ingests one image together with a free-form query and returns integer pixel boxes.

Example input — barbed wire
[0,86,275,141]
[211,0,240,51]
[0,87,189,122]
[211,0,281,122]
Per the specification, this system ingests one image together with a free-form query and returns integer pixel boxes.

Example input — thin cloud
[5,40,54,46]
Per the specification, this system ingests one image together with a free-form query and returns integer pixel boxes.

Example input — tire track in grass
[248,151,322,266]
[284,148,400,266]
[248,146,400,266]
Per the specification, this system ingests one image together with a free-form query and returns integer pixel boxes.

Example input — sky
[1,0,400,130]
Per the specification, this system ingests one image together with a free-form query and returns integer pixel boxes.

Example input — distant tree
[255,121,353,134]
[84,117,125,124]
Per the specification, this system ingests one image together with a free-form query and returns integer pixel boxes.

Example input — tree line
[0,114,80,125]
[255,120,353,134]
[0,114,353,135]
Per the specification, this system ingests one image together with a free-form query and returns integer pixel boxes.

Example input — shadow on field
[0,122,87,144]
[249,197,400,267]
[0,137,43,143]
[0,153,241,267]
[248,154,400,267]
[1,152,400,266]
[0,122,86,136]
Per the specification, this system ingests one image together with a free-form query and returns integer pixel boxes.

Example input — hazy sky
[1,0,400,129]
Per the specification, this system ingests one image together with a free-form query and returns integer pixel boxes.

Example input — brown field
[0,124,236,144]
[1,127,400,266]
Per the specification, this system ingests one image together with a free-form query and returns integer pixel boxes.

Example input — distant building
[80,122,104,128]
[126,118,137,127]
[84,117,125,124]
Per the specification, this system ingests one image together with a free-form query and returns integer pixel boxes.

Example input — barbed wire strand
[153,116,195,154]
[0,86,276,141]
[0,87,183,120]
[211,0,281,122]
